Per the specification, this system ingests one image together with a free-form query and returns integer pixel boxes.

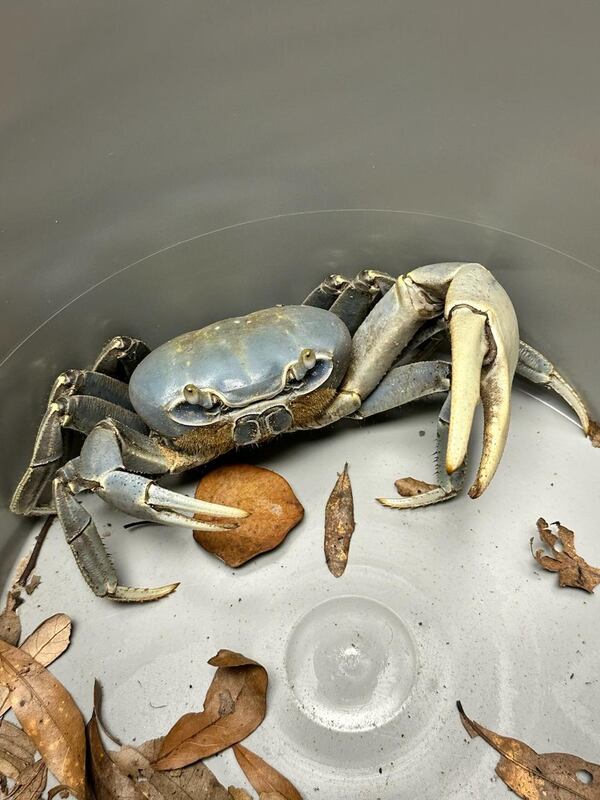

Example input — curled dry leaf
[0,639,86,799]
[324,463,355,578]
[532,518,600,593]
[154,649,268,771]
[0,614,72,717]
[233,744,303,800]
[458,702,600,799]
[194,465,304,568]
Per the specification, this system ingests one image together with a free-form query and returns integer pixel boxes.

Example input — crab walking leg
[11,335,152,516]
[328,270,396,335]
[10,391,149,516]
[353,362,462,508]
[377,394,466,508]
[91,335,151,380]
[517,341,598,444]
[353,360,451,418]
[53,420,247,601]
[302,274,350,309]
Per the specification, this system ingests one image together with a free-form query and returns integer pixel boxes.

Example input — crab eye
[301,348,317,370]
[183,384,220,410]
[287,349,318,383]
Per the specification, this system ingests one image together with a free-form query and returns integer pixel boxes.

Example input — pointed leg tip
[587,419,600,447]
[468,483,483,499]
[110,582,180,603]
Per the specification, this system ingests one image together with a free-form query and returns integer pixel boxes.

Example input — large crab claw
[440,264,519,496]
[319,262,519,498]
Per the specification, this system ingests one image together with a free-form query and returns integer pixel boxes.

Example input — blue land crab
[11,263,595,600]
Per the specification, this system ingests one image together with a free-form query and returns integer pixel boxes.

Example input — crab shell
[128,305,352,443]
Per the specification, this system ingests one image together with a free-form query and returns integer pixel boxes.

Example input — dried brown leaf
[88,714,145,800]
[194,465,304,567]
[0,615,72,717]
[154,650,268,771]
[118,738,232,800]
[532,518,600,593]
[394,477,439,497]
[233,744,302,800]
[6,760,47,799]
[0,720,36,780]
[324,464,355,578]
[458,702,600,798]
[0,639,86,798]
[228,789,253,800]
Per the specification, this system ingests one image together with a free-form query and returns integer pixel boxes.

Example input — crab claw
[98,472,247,530]
[444,265,519,497]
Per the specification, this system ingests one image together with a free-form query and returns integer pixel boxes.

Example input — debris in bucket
[324,463,356,578]
[154,649,268,771]
[194,465,304,568]
[393,477,439,497]
[457,701,600,798]
[90,713,234,800]
[532,518,600,593]
[0,637,86,798]
[233,743,303,800]
[0,515,54,648]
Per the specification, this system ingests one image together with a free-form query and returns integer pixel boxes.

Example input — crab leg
[517,341,598,444]
[91,335,151,380]
[328,270,395,334]
[319,263,520,499]
[352,362,463,507]
[53,420,246,601]
[11,388,148,515]
[377,394,466,508]
[303,274,350,309]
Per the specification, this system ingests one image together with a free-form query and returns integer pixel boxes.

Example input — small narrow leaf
[233,744,303,800]
[324,464,355,578]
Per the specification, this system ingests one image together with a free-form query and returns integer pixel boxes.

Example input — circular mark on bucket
[285,595,417,732]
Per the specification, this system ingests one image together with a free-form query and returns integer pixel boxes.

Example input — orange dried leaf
[458,702,600,798]
[532,518,600,593]
[154,650,268,771]
[233,744,302,800]
[324,464,355,578]
[194,465,304,567]
[0,639,86,798]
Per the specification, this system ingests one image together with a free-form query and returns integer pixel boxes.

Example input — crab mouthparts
[233,406,293,445]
